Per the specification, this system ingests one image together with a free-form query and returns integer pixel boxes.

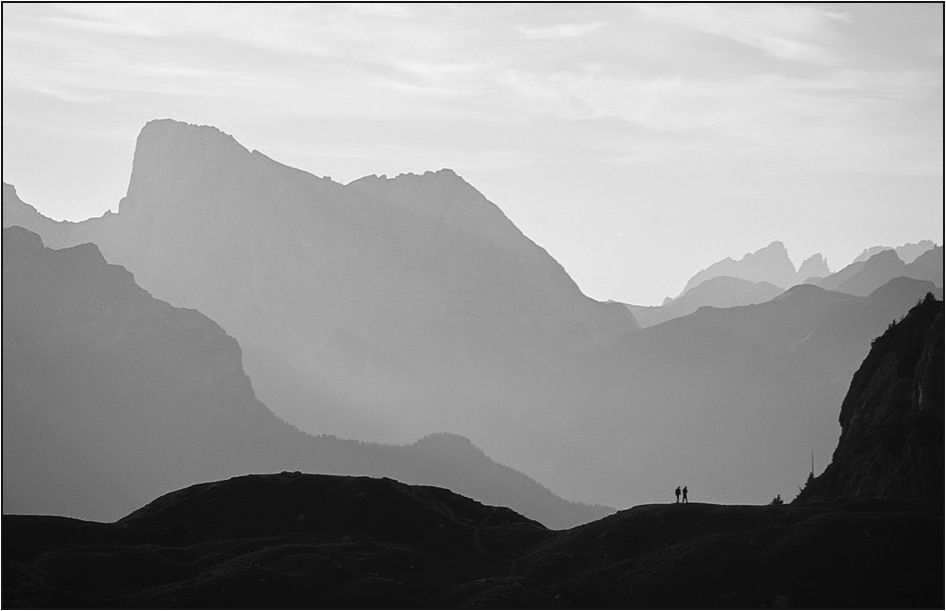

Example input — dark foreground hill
[3,472,942,609]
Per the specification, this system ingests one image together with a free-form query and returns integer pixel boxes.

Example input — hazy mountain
[679,241,799,295]
[5,472,941,608]
[1,227,608,528]
[904,245,944,287]
[796,294,943,502]
[796,252,830,282]
[4,119,936,512]
[853,239,937,265]
[1,119,636,451]
[818,247,943,296]
[625,276,784,328]
[548,277,942,506]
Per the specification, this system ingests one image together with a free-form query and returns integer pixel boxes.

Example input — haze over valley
[3,119,942,511]
[2,5,942,608]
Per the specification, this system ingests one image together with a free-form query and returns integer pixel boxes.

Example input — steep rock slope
[1,227,608,528]
[796,294,943,502]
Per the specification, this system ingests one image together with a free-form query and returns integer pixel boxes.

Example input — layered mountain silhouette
[625,275,784,328]
[854,239,937,265]
[817,246,943,296]
[796,294,943,502]
[1,119,636,450]
[4,472,941,608]
[552,276,943,506]
[677,241,827,297]
[2,227,608,528]
[632,242,832,328]
[3,119,938,510]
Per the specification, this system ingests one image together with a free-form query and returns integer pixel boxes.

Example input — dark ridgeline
[796,293,944,502]
[2,119,943,509]
[1,226,609,529]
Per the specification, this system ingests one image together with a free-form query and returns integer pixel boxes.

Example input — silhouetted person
[675,486,681,503]
[682,486,688,503]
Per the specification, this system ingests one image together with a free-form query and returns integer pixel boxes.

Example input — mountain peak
[123,119,252,213]
[797,253,830,282]
[680,240,798,295]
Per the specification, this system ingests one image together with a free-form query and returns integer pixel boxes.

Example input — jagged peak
[349,168,467,188]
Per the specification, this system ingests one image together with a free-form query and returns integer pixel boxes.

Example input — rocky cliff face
[796,293,944,502]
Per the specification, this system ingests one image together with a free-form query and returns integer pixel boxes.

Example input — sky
[2,3,943,305]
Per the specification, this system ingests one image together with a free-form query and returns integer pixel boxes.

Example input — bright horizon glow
[2,3,943,304]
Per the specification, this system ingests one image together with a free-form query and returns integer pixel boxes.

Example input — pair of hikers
[674,486,688,503]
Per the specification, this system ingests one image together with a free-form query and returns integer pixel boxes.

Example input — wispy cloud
[636,4,846,64]
[516,21,606,40]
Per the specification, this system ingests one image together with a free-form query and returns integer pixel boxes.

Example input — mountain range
[3,118,942,511]
[817,246,943,297]
[625,275,784,328]
[853,239,938,265]
[677,241,829,297]
[2,226,608,528]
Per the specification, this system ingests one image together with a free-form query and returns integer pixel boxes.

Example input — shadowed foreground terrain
[3,472,942,609]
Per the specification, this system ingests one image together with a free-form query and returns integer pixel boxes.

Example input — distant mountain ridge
[818,247,943,296]
[854,239,937,265]
[2,226,609,528]
[678,241,803,296]
[625,275,784,328]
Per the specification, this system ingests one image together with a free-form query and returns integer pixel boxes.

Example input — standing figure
[682,486,689,503]
[675,486,681,503]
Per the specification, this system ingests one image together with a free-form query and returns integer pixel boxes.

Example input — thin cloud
[516,21,606,40]
[636,4,845,64]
